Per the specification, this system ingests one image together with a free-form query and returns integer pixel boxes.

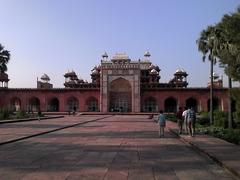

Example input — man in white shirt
[182,107,188,134]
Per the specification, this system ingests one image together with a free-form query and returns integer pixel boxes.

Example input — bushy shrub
[233,111,240,127]
[165,113,178,122]
[196,126,240,145]
[0,108,10,120]
[197,111,210,125]
[213,110,228,128]
[16,110,28,119]
[231,88,240,128]
[222,129,240,145]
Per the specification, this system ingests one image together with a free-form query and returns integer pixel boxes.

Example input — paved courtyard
[0,115,235,180]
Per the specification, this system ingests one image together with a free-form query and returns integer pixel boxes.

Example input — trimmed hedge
[196,126,240,145]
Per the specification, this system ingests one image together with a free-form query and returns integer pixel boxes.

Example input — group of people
[176,107,196,137]
[156,107,196,138]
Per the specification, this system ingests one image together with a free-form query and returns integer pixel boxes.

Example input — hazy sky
[0,0,239,88]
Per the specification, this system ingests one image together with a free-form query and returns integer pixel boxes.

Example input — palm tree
[197,26,219,125]
[0,44,11,73]
[198,8,240,128]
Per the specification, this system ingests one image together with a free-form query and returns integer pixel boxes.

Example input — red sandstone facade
[0,52,229,113]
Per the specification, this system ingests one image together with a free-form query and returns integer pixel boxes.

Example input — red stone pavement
[167,120,240,179]
[0,115,110,144]
[0,115,237,180]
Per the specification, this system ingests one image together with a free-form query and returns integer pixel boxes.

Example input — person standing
[37,110,41,122]
[186,107,196,137]
[182,107,188,134]
[158,110,166,138]
[73,106,76,116]
[176,107,183,134]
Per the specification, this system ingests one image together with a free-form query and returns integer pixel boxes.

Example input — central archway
[109,77,132,112]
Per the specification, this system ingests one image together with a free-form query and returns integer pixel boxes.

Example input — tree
[197,26,219,125]
[197,7,240,128]
[215,8,240,128]
[0,44,10,73]
[216,8,240,81]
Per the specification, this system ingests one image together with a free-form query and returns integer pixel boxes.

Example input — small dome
[102,51,108,58]
[97,65,101,70]
[41,73,50,81]
[181,69,186,73]
[68,80,76,85]
[175,69,183,73]
[77,78,84,84]
[155,66,161,72]
[149,64,155,70]
[213,72,219,79]
[91,69,99,75]
[174,68,188,77]
[70,70,76,75]
[64,70,77,77]
[150,69,158,75]
[144,51,151,57]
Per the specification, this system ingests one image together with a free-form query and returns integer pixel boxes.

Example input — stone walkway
[0,115,110,144]
[167,121,240,179]
[0,115,237,180]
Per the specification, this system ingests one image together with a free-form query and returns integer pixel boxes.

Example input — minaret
[102,51,108,61]
[144,51,151,61]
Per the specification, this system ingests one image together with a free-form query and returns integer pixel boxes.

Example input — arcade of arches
[7,94,100,112]
[142,96,223,113]
[3,89,227,113]
[3,90,228,113]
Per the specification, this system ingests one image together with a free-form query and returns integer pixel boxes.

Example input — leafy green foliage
[231,88,240,126]
[213,110,228,128]
[0,44,10,73]
[196,126,240,145]
[196,111,240,145]
[214,9,240,81]
[16,110,29,119]
[0,108,10,120]
[197,8,240,80]
[197,111,210,125]
[165,113,178,122]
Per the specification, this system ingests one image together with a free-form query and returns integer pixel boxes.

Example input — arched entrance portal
[29,97,40,112]
[164,97,177,113]
[109,78,132,112]
[10,97,21,111]
[47,98,59,112]
[186,97,198,112]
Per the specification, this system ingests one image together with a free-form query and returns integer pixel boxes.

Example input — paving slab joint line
[0,115,64,124]
[168,128,240,180]
[0,115,114,146]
